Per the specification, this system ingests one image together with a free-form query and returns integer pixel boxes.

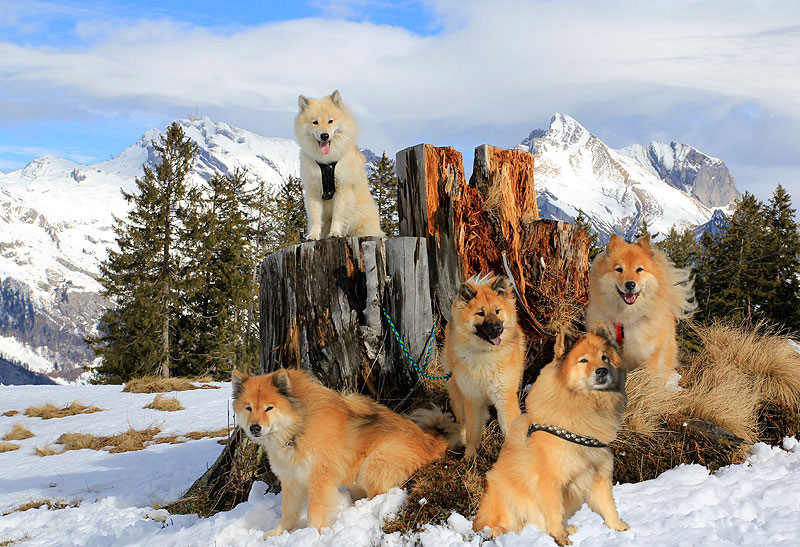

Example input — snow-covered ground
[1,383,799,546]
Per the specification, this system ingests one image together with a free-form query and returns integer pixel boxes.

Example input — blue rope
[381,307,451,381]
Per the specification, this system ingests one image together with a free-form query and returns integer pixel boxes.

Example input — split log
[397,143,590,367]
[259,236,435,406]
[397,145,465,322]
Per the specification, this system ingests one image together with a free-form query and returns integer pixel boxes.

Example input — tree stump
[397,143,590,369]
[259,236,435,405]
[397,145,465,322]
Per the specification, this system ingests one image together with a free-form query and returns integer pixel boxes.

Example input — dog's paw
[607,519,630,532]
[306,232,321,241]
[566,525,578,535]
[327,230,345,238]
[553,534,573,546]
[264,526,284,538]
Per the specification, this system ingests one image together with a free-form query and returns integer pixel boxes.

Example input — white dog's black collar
[526,423,608,447]
[317,161,337,200]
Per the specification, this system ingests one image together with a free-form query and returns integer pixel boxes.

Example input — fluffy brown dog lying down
[473,324,629,545]
[232,369,458,537]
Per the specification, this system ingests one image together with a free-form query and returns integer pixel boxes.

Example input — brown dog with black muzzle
[473,323,629,545]
[443,273,526,458]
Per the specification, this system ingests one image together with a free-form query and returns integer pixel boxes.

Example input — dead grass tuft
[34,445,60,456]
[1,498,81,516]
[0,441,20,453]
[383,422,504,533]
[24,401,103,420]
[2,410,20,417]
[123,376,220,394]
[54,426,163,454]
[144,394,184,412]
[2,423,34,441]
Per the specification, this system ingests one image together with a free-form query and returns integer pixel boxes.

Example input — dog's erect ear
[607,234,623,251]
[272,369,292,398]
[458,282,477,303]
[298,95,310,111]
[554,326,580,360]
[592,321,618,351]
[490,276,508,296]
[231,369,248,399]
[636,233,652,251]
[330,90,343,107]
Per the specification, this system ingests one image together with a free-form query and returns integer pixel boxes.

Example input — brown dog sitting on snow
[473,324,629,545]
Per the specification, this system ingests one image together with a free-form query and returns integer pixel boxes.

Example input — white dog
[294,90,384,240]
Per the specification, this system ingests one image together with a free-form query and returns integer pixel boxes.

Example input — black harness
[526,423,608,448]
[317,161,337,200]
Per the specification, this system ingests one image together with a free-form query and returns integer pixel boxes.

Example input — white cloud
[0,0,798,193]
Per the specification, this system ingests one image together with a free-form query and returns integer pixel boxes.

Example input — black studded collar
[526,423,608,448]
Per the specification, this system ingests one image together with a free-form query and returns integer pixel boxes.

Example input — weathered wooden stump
[397,143,590,368]
[397,145,465,322]
[259,236,435,404]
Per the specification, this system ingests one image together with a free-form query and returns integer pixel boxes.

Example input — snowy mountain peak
[518,114,736,243]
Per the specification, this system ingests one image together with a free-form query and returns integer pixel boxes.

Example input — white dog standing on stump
[294,90,384,240]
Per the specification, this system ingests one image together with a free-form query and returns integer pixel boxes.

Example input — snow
[2,382,800,546]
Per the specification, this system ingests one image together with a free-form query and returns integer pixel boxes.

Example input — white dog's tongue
[490,336,502,346]
[320,141,331,155]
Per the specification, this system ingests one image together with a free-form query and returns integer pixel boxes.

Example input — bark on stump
[397,144,465,322]
[259,236,435,405]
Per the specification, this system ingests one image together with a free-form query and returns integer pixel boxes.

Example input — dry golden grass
[621,369,683,436]
[123,376,220,394]
[2,410,19,417]
[24,401,103,420]
[2,423,34,441]
[0,441,20,453]
[34,445,60,456]
[155,427,231,444]
[1,498,80,516]
[54,426,163,454]
[144,394,184,412]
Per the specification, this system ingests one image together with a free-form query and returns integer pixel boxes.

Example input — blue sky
[1,0,799,201]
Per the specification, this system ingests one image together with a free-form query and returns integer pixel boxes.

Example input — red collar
[615,322,624,347]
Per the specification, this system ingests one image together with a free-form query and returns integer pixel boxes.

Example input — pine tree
[269,175,306,250]
[764,184,800,330]
[635,219,660,241]
[368,152,399,236]
[177,169,256,377]
[696,192,772,323]
[657,226,700,270]
[90,123,198,382]
[573,209,601,261]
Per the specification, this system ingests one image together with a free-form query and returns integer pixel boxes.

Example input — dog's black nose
[624,281,636,292]
[320,133,329,141]
[249,424,262,436]
[488,322,503,337]
[595,367,609,380]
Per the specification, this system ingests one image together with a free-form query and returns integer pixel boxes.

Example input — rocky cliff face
[619,141,738,208]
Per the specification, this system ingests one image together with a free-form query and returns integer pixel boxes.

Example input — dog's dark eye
[578,358,589,363]
[602,354,610,363]
[245,406,252,412]
[615,267,623,273]
[265,406,274,412]
[312,120,319,125]
[328,119,333,123]
[636,267,644,273]
[495,308,500,314]
[476,310,485,317]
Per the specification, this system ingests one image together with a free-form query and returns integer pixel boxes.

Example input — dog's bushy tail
[407,405,461,449]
